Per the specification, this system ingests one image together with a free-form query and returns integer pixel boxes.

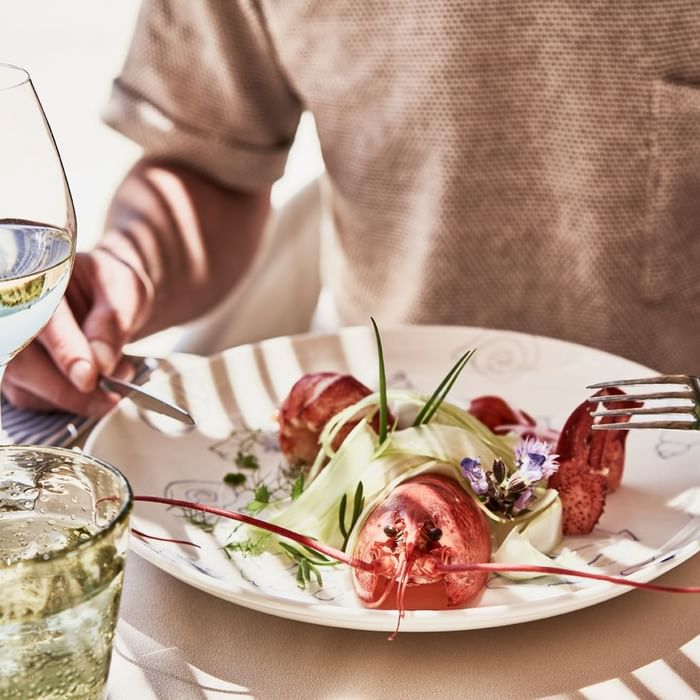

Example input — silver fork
[586,375,700,430]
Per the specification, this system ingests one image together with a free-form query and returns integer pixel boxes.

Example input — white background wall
[1,1,324,251]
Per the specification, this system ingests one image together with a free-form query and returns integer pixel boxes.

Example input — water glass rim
[0,444,133,570]
[0,63,31,91]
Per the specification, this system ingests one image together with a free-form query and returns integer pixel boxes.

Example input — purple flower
[512,488,535,514]
[460,457,488,495]
[514,438,559,483]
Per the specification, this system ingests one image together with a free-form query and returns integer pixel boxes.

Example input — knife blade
[99,375,195,426]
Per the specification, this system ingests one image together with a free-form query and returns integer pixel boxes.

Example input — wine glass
[0,64,77,440]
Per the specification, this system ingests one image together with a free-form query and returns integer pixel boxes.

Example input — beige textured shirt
[104,1,700,373]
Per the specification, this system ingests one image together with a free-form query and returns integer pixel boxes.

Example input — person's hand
[3,158,271,419]
[3,249,153,417]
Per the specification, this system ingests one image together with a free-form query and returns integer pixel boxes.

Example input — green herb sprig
[223,472,246,487]
[291,472,305,500]
[370,317,389,443]
[183,511,217,533]
[278,542,337,588]
[224,536,268,558]
[235,451,260,470]
[413,348,476,427]
[338,481,365,552]
[246,484,270,514]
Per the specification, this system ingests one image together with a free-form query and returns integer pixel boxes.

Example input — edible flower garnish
[515,437,559,481]
[460,457,488,495]
[461,438,559,518]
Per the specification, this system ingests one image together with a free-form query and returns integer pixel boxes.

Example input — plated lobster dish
[133,324,698,636]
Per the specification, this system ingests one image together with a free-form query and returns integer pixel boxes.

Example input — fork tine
[591,406,696,417]
[588,391,694,403]
[593,420,699,431]
[587,375,692,389]
[588,374,699,430]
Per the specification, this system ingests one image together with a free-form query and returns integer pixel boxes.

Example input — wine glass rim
[0,63,31,91]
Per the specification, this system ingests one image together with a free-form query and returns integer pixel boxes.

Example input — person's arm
[100,159,270,337]
[2,159,271,416]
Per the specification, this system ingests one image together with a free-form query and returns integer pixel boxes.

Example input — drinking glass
[0,445,132,699]
[0,64,77,438]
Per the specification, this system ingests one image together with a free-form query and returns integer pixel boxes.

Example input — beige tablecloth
[106,551,699,699]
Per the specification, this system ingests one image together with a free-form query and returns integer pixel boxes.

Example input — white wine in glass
[0,64,77,439]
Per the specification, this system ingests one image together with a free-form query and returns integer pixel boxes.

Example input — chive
[340,482,365,552]
[302,545,331,562]
[338,493,348,539]
[299,558,310,581]
[310,565,323,587]
[370,317,389,443]
[352,481,364,523]
[413,348,476,426]
[421,349,476,424]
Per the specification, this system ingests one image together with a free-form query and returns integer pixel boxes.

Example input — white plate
[86,326,700,633]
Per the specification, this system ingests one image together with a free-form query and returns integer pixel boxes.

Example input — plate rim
[86,324,699,632]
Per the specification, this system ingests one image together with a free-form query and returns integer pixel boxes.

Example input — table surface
[105,547,700,699]
[85,343,698,700]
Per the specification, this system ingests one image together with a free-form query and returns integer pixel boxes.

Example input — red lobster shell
[278,372,374,466]
[468,395,537,436]
[352,474,491,610]
[549,388,639,535]
[278,372,390,467]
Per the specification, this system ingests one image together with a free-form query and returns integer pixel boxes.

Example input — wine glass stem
[0,362,6,442]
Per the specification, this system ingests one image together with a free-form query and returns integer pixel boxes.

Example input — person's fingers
[0,383,56,413]
[3,343,118,417]
[80,250,151,375]
[81,302,129,377]
[37,298,99,393]
[111,358,137,383]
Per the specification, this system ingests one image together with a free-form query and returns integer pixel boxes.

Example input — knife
[99,375,195,426]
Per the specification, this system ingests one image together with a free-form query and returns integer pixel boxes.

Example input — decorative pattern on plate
[465,332,539,382]
[85,326,700,633]
[654,431,700,459]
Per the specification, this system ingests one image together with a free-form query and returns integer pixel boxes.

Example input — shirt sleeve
[102,0,302,190]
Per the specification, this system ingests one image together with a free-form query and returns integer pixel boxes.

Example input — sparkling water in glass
[0,446,131,699]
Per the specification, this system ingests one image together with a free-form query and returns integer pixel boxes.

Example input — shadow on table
[110,553,700,700]
[110,627,250,699]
